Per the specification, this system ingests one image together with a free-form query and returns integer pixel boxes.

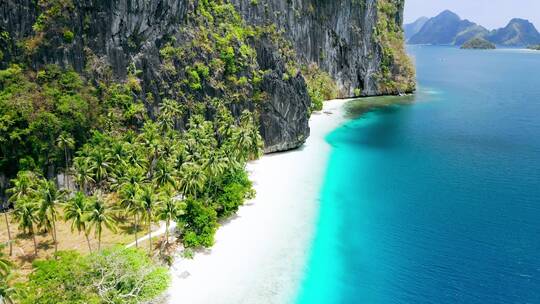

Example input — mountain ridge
[406,11,540,46]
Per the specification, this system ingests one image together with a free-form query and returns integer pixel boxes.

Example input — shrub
[302,63,339,112]
[63,29,74,43]
[16,248,170,304]
[180,199,219,248]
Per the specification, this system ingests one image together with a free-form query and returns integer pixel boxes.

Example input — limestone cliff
[0,0,413,153]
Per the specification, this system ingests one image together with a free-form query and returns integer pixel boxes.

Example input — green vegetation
[1,2,266,302]
[25,0,76,54]
[461,37,496,49]
[0,245,15,303]
[527,45,540,50]
[302,63,339,112]
[159,0,262,105]
[16,247,169,304]
[374,0,416,94]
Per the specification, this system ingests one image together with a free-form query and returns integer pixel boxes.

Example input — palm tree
[138,185,158,254]
[64,192,92,252]
[204,151,228,192]
[140,122,162,178]
[89,149,111,187]
[0,277,15,304]
[119,182,143,248]
[7,171,37,202]
[37,180,64,256]
[6,171,40,256]
[1,210,12,257]
[178,162,207,199]
[159,98,183,131]
[72,157,95,193]
[153,160,177,189]
[157,189,185,244]
[56,132,76,189]
[0,246,14,304]
[235,111,263,161]
[0,247,11,279]
[87,191,117,251]
[13,200,39,256]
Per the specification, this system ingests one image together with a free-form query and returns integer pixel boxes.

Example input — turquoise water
[296,46,540,304]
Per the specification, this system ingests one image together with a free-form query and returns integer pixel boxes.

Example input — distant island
[528,45,540,50]
[406,10,540,47]
[461,38,496,50]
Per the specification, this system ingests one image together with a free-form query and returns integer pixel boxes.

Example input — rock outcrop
[0,0,412,153]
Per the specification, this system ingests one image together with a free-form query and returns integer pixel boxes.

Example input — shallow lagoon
[296,46,540,304]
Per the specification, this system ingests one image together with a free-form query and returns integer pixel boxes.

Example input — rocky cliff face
[0,0,412,153]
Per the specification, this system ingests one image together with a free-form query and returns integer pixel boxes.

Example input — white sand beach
[166,99,349,304]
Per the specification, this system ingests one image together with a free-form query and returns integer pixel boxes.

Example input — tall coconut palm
[13,200,39,256]
[64,192,92,252]
[157,189,185,244]
[0,248,11,279]
[89,150,111,187]
[37,180,64,256]
[56,132,76,189]
[0,277,15,304]
[6,171,40,256]
[72,157,95,193]
[153,160,177,189]
[140,122,162,178]
[159,98,183,131]
[138,185,159,254]
[1,211,12,257]
[7,171,38,203]
[0,247,14,304]
[236,111,263,161]
[178,162,207,199]
[87,191,117,251]
[204,151,228,193]
[119,182,143,248]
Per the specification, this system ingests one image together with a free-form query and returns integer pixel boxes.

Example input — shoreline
[165,99,349,304]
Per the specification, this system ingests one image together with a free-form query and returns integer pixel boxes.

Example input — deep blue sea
[296,46,540,304]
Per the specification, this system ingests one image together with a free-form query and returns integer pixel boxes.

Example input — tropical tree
[89,149,111,187]
[153,160,177,189]
[235,111,263,161]
[0,276,15,304]
[37,180,64,256]
[178,162,207,199]
[138,185,159,254]
[107,140,129,166]
[6,171,42,257]
[0,247,11,278]
[119,182,143,248]
[0,246,14,304]
[12,200,39,256]
[139,122,162,178]
[87,191,117,251]
[7,171,38,203]
[1,210,12,257]
[204,151,228,193]
[56,132,76,188]
[158,98,183,131]
[72,157,95,193]
[64,192,92,252]
[157,189,185,244]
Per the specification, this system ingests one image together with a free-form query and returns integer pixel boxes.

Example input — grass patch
[0,211,153,273]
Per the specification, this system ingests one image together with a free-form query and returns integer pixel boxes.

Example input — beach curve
[166,99,349,304]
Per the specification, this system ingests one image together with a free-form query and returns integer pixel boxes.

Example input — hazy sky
[404,0,540,30]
